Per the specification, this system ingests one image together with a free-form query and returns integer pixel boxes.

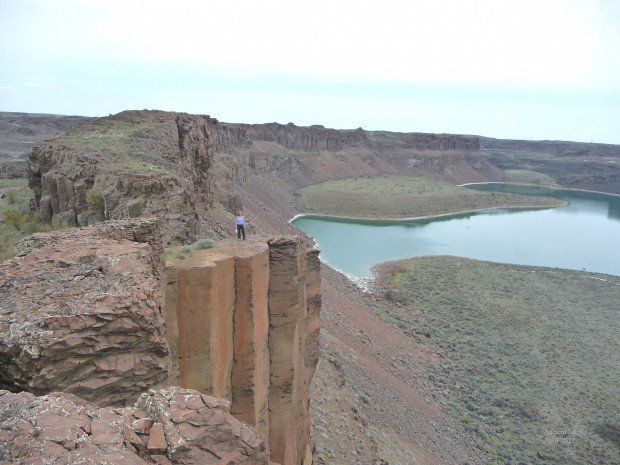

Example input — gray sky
[1,0,619,143]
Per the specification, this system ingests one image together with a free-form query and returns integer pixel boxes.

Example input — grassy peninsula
[374,256,620,465]
[298,175,564,219]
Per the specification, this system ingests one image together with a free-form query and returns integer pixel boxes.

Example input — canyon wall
[164,237,319,465]
[26,110,491,244]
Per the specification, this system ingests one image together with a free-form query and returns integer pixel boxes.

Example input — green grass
[194,238,215,250]
[503,169,554,185]
[298,175,564,219]
[376,256,620,465]
[0,179,27,188]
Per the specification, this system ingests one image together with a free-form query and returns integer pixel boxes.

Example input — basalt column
[301,247,321,462]
[230,243,271,443]
[165,254,235,398]
[267,237,316,465]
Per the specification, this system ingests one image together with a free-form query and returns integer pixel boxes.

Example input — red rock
[131,418,153,435]
[146,423,167,453]
[0,219,169,407]
[0,388,270,464]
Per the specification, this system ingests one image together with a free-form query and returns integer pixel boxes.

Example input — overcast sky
[1,0,619,143]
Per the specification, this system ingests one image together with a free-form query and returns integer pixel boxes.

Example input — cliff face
[27,111,220,244]
[213,119,492,192]
[0,220,321,464]
[219,122,480,153]
[164,237,320,465]
[223,123,367,152]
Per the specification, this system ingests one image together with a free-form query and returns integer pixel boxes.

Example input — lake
[292,184,620,280]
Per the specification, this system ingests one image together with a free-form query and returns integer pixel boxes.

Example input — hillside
[373,256,620,465]
[480,137,620,194]
[0,112,88,179]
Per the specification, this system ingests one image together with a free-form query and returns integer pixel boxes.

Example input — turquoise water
[292,184,620,279]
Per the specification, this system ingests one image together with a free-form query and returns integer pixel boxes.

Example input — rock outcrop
[0,218,169,406]
[27,111,221,243]
[164,237,320,465]
[0,387,269,465]
[1,220,321,465]
[224,123,367,152]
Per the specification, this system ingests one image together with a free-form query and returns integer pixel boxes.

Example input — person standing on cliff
[236,211,246,240]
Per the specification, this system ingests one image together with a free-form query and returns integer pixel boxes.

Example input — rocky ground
[0,388,269,464]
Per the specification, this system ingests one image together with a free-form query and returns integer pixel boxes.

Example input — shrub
[172,246,193,261]
[4,208,26,230]
[86,188,105,214]
[0,229,14,260]
[171,232,185,244]
[6,189,18,205]
[194,239,215,250]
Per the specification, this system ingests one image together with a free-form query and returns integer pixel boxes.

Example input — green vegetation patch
[298,175,563,219]
[377,256,620,465]
[59,117,174,175]
[165,239,217,263]
[194,239,215,250]
[503,169,554,185]
[0,179,65,260]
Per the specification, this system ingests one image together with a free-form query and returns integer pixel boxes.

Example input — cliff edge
[0,219,320,465]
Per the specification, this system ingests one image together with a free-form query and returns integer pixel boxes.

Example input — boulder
[0,218,169,406]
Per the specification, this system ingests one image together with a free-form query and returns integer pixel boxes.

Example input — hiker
[236,211,246,240]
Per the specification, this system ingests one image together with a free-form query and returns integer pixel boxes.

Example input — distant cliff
[480,137,620,194]
[26,110,495,243]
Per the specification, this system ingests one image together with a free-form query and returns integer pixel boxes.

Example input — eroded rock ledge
[0,218,168,405]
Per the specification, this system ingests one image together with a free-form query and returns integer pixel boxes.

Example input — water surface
[292,184,620,279]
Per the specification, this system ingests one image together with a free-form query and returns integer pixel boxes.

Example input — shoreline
[290,183,618,287]
[289,202,565,224]
[458,181,620,197]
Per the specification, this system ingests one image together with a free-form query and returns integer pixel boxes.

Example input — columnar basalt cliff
[0,220,321,464]
[164,237,320,465]
[213,119,493,191]
[224,123,367,152]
